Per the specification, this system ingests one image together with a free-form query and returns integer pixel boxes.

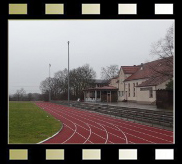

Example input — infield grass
[9,101,62,144]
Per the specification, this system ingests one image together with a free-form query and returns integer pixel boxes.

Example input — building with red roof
[117,56,173,104]
[83,56,173,104]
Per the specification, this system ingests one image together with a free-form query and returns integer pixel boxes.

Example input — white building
[109,57,173,104]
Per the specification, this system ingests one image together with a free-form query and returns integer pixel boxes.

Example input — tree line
[9,64,119,102]
[40,64,97,101]
[9,88,43,101]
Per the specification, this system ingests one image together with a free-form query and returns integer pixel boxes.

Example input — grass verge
[9,101,62,144]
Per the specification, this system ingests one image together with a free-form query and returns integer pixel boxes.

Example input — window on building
[128,83,130,97]
[90,91,95,98]
[133,83,135,97]
[97,91,101,98]
[149,89,153,98]
[136,82,138,86]
[120,91,123,97]
[120,79,123,84]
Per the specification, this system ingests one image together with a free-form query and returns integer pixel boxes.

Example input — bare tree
[101,65,119,80]
[69,64,96,99]
[40,77,58,100]
[14,88,26,101]
[54,68,68,95]
[40,64,96,101]
[149,25,174,78]
[150,25,174,59]
[40,78,50,94]
[27,93,33,101]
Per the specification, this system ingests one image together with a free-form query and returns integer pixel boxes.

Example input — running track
[35,102,173,144]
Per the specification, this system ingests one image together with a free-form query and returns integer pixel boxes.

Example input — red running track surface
[35,102,173,144]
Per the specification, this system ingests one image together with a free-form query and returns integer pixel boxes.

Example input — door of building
[107,91,111,103]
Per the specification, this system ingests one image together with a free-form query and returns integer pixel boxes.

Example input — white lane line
[52,105,171,143]
[97,123,108,144]
[62,122,77,144]
[63,124,93,144]
[37,123,64,144]
[111,123,128,144]
[83,123,92,144]
[58,105,173,143]
[34,103,64,144]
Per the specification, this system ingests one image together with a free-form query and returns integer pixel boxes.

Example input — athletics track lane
[35,102,173,144]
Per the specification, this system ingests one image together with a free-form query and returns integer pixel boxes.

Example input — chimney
[141,63,143,70]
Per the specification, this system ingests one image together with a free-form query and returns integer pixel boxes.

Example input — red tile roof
[137,75,171,87]
[124,56,173,82]
[121,66,140,74]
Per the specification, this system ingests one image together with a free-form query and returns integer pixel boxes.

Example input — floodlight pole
[68,41,70,106]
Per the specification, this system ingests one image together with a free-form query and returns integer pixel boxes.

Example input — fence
[156,90,173,110]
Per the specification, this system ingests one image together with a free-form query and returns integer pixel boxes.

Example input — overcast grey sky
[9,20,174,94]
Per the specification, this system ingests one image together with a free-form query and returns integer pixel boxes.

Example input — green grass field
[9,101,62,144]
